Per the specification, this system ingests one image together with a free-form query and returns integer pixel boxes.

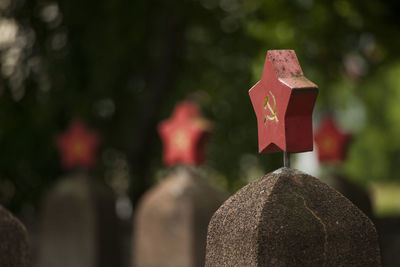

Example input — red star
[249,50,318,153]
[314,117,351,163]
[55,120,101,170]
[158,101,212,167]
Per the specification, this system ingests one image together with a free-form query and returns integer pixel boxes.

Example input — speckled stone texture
[36,173,120,267]
[206,167,381,267]
[133,167,226,267]
[0,206,30,267]
[322,174,373,218]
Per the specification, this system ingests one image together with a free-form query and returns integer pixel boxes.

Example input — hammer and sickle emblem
[264,91,278,124]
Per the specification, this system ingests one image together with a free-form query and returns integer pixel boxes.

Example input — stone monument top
[205,50,381,266]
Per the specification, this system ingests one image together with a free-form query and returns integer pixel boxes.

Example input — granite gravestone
[205,50,381,266]
[133,101,226,267]
[206,168,381,266]
[376,217,400,267]
[36,174,120,267]
[133,167,226,267]
[0,206,30,267]
[36,120,121,267]
[322,173,373,217]
[314,116,373,217]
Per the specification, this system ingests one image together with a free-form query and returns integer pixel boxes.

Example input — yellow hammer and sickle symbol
[264,91,278,124]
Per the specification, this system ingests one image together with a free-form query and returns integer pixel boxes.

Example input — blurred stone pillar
[132,167,226,267]
[36,173,121,267]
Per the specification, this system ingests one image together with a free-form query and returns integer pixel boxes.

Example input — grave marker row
[27,49,383,267]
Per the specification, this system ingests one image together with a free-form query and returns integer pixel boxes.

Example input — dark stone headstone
[206,167,381,266]
[36,173,120,267]
[375,217,400,267]
[322,174,373,218]
[0,206,30,267]
[133,167,226,267]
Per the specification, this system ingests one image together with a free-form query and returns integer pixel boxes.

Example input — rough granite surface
[323,174,373,218]
[133,167,226,267]
[0,205,30,267]
[205,167,381,267]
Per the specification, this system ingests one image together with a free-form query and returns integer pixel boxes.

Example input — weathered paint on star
[249,50,318,153]
[315,117,351,163]
[55,120,100,169]
[158,101,212,167]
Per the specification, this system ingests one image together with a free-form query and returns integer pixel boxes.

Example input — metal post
[283,151,290,168]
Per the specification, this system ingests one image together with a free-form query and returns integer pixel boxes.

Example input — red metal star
[158,101,212,167]
[55,120,101,170]
[249,50,318,153]
[314,117,351,163]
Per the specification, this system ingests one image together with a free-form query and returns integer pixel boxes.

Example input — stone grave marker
[0,205,30,267]
[375,217,400,267]
[36,120,120,267]
[133,101,226,267]
[315,116,373,217]
[314,117,400,266]
[205,50,381,266]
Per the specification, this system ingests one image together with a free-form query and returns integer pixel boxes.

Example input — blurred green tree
[1,0,400,213]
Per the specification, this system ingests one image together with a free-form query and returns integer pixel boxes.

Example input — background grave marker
[133,101,226,267]
[36,120,120,267]
[314,116,373,217]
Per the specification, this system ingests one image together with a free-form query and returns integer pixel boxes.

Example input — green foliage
[1,0,400,212]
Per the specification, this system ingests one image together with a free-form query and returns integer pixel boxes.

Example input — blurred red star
[55,120,100,170]
[249,50,318,153]
[158,101,212,167]
[314,117,351,163]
